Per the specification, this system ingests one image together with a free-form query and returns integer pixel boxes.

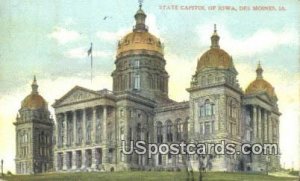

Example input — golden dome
[116,6,163,57]
[245,63,276,98]
[21,94,47,109]
[21,76,47,110]
[197,48,233,71]
[196,25,234,72]
[117,31,163,57]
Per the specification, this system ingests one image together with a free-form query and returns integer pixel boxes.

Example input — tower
[14,76,54,174]
[187,25,243,171]
[112,3,169,101]
[244,63,281,171]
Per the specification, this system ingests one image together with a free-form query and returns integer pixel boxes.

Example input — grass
[2,171,298,181]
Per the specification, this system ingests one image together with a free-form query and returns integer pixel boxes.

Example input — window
[134,74,140,90]
[120,109,124,117]
[229,100,236,118]
[200,106,205,117]
[166,121,173,142]
[204,122,210,135]
[156,122,163,143]
[134,60,140,68]
[175,119,182,141]
[200,123,204,135]
[200,100,215,117]
[205,100,212,116]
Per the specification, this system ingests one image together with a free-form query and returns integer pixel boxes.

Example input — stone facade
[15,5,281,174]
[14,77,54,174]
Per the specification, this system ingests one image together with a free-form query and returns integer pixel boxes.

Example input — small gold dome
[21,94,47,109]
[116,6,163,57]
[196,25,234,72]
[117,31,163,57]
[21,76,47,110]
[245,63,276,98]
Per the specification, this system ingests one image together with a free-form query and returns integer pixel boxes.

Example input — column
[72,151,77,170]
[263,110,268,142]
[102,106,107,163]
[82,109,86,146]
[56,114,60,147]
[73,111,76,146]
[63,113,68,147]
[81,149,86,169]
[63,152,67,170]
[92,107,97,143]
[54,152,58,171]
[91,149,96,169]
[268,113,273,142]
[257,107,261,141]
[253,105,257,140]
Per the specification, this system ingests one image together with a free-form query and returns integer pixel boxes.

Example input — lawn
[2,171,298,181]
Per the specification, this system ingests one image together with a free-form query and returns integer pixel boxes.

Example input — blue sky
[0,0,299,172]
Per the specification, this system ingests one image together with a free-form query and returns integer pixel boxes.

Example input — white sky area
[0,0,299,173]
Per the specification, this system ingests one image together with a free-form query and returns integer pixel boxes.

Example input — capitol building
[14,5,280,174]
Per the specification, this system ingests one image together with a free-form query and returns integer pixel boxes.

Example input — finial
[211,24,220,49]
[214,24,217,33]
[33,75,37,84]
[134,0,147,32]
[139,0,143,9]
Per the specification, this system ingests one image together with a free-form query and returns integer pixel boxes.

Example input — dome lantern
[256,61,263,79]
[211,24,220,49]
[31,75,39,94]
[134,1,148,32]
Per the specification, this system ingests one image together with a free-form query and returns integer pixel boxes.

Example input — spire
[134,0,148,32]
[256,61,263,79]
[31,75,39,94]
[211,24,220,49]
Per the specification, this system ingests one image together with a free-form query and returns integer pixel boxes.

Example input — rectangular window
[200,123,204,135]
[134,74,140,90]
[200,106,205,117]
[134,60,140,68]
[204,122,210,135]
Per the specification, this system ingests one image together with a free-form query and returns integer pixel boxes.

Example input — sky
[0,0,299,173]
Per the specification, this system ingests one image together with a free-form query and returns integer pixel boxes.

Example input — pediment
[257,92,273,103]
[53,86,100,107]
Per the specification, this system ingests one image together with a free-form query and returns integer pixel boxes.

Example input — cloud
[196,24,298,57]
[96,28,130,42]
[48,27,81,44]
[64,47,112,59]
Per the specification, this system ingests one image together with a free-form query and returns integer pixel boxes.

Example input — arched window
[205,100,211,116]
[156,122,163,143]
[175,119,182,141]
[201,99,215,117]
[166,120,173,142]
